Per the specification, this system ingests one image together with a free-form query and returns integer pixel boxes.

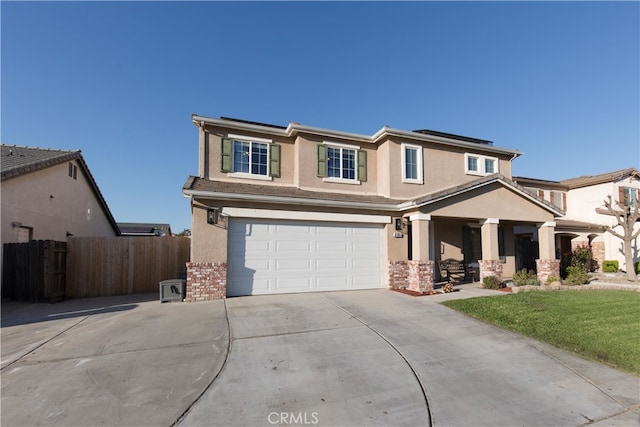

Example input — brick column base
[186,262,227,302]
[591,241,604,271]
[388,260,434,293]
[536,259,560,284]
[479,259,503,282]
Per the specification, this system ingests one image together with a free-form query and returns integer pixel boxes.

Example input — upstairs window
[68,163,77,179]
[317,143,366,183]
[221,136,280,178]
[402,143,423,184]
[619,186,638,208]
[551,191,566,210]
[465,153,499,176]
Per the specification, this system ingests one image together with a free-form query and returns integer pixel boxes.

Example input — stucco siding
[426,184,553,222]
[1,160,116,243]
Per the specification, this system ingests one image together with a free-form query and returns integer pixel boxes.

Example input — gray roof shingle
[1,145,81,180]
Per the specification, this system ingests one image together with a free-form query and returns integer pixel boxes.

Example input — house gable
[1,145,120,241]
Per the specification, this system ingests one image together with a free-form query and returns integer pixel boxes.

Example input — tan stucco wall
[202,127,296,186]
[1,160,116,244]
[190,202,228,262]
[295,134,379,193]
[426,184,554,222]
[201,124,516,203]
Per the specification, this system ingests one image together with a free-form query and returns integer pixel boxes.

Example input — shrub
[565,266,589,285]
[482,275,501,289]
[545,274,560,285]
[635,262,640,274]
[602,260,619,273]
[526,278,541,286]
[571,245,594,272]
[513,269,537,287]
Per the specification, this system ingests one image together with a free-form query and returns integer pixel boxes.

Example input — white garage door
[227,219,385,296]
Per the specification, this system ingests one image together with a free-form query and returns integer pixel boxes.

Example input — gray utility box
[159,279,185,303]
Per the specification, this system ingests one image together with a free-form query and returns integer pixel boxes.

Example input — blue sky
[2,1,638,233]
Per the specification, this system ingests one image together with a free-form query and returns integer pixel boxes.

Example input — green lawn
[442,291,640,376]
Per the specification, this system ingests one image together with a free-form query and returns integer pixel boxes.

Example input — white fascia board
[183,189,401,211]
[192,114,523,156]
[379,127,522,158]
[401,178,564,216]
[221,207,391,224]
[191,115,288,137]
[288,124,374,144]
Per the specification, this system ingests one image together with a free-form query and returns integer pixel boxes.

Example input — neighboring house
[118,222,173,237]
[183,115,564,300]
[1,145,119,244]
[514,168,640,272]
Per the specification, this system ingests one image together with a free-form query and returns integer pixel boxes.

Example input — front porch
[385,177,563,293]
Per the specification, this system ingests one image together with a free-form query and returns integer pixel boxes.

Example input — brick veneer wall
[536,259,560,284]
[388,261,409,289]
[388,260,434,292]
[591,241,604,271]
[186,262,227,302]
[408,260,434,293]
[479,259,503,282]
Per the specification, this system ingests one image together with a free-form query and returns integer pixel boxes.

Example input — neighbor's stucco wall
[565,176,640,270]
[1,160,116,244]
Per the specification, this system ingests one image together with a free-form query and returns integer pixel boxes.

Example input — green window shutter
[221,137,233,172]
[269,144,281,177]
[357,150,367,182]
[317,144,327,177]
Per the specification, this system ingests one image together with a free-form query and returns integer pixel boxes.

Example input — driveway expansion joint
[232,323,366,341]
[172,298,232,426]
[316,293,433,427]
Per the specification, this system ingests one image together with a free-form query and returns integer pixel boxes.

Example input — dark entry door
[515,237,539,272]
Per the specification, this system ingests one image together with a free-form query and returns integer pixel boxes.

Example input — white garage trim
[227,219,385,296]
[221,207,391,224]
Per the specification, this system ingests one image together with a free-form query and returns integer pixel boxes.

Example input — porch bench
[438,258,469,284]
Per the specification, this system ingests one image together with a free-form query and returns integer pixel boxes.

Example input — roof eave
[182,188,400,212]
[191,114,523,157]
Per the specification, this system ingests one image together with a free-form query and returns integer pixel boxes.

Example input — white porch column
[479,218,503,281]
[480,218,500,260]
[538,221,556,260]
[409,213,431,261]
[537,221,560,283]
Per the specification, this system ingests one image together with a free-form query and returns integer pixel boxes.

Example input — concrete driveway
[180,289,639,427]
[1,293,228,427]
[2,288,639,427]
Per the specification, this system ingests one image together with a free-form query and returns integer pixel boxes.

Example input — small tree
[602,195,640,282]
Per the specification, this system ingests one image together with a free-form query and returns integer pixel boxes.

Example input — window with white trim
[619,186,638,208]
[402,143,423,184]
[221,135,280,179]
[465,153,499,176]
[317,142,366,183]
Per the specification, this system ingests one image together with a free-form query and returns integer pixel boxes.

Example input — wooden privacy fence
[2,240,67,302]
[66,236,190,298]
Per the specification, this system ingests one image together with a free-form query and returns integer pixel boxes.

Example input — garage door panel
[276,240,311,252]
[316,258,349,269]
[228,219,384,296]
[275,277,313,290]
[316,241,349,253]
[353,258,382,269]
[276,259,312,271]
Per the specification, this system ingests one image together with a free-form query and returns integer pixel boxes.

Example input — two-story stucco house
[514,168,640,272]
[183,115,565,300]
